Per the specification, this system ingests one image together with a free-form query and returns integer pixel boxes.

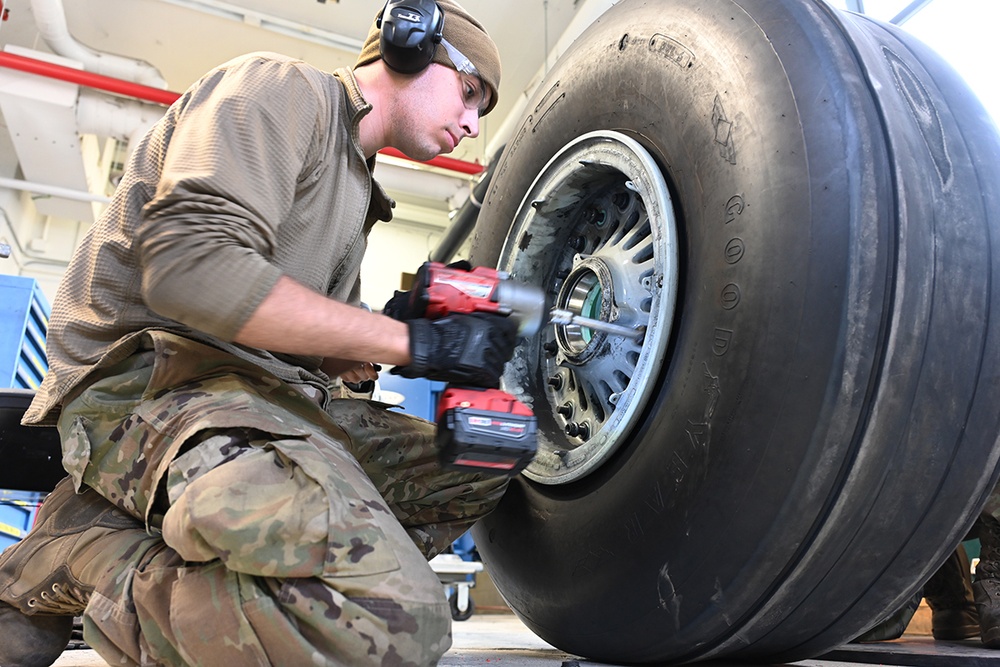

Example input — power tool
[408,261,545,475]
[405,261,646,475]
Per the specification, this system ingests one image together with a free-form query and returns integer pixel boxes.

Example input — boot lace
[27,581,91,615]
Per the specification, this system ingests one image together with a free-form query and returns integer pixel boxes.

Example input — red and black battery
[436,386,537,474]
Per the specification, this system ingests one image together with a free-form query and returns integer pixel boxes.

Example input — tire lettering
[677,363,720,487]
[721,283,741,310]
[667,449,690,484]
[645,481,665,514]
[715,195,745,355]
[648,34,695,69]
[713,328,733,357]
[622,483,667,547]
[688,366,721,448]
[712,95,737,165]
[625,513,644,544]
[725,238,745,265]
[725,194,745,223]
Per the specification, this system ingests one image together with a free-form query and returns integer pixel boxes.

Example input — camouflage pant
[57,331,508,666]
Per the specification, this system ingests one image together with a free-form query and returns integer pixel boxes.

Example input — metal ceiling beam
[891,0,935,25]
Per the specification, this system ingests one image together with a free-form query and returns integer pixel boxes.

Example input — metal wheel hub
[498,131,679,484]
[555,257,616,362]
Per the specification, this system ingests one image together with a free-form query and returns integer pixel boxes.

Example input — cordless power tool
[406,261,646,475]
[408,261,545,475]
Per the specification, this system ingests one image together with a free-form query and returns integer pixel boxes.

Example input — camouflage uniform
[57,330,507,666]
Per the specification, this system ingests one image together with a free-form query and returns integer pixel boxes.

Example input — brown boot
[974,515,1000,648]
[0,477,150,667]
[925,544,980,640]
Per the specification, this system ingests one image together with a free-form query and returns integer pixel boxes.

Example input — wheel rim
[498,131,679,484]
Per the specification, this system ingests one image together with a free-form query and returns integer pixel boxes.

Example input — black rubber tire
[0,390,64,492]
[470,0,1000,663]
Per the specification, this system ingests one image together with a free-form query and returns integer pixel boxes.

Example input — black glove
[382,289,416,320]
[392,312,518,387]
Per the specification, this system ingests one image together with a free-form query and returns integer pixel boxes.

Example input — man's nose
[460,109,480,139]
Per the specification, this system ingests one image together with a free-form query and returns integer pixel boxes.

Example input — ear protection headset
[376,0,445,74]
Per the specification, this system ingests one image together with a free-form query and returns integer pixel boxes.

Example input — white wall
[360,221,445,311]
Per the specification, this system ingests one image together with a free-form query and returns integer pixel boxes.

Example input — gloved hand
[382,289,417,321]
[392,312,518,387]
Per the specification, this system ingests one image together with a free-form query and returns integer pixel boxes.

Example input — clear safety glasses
[440,38,490,116]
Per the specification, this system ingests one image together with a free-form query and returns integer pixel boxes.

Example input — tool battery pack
[436,387,537,474]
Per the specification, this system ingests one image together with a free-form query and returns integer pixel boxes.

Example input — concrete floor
[49,612,1000,667]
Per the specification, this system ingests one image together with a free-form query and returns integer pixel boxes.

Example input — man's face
[389,63,491,161]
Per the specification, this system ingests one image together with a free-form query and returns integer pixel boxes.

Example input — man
[0,1,514,665]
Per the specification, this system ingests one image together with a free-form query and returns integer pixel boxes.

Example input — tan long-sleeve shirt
[24,53,393,425]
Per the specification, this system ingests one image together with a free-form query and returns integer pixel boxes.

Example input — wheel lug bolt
[548,374,563,390]
[569,236,587,251]
[557,403,573,418]
[566,422,580,436]
[584,207,606,226]
[543,340,558,356]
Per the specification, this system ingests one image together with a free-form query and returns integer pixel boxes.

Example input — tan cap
[355,0,501,115]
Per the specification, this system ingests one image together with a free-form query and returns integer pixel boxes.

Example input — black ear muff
[377,0,444,74]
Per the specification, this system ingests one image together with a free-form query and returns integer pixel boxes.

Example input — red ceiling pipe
[0,50,179,105]
[0,50,485,176]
